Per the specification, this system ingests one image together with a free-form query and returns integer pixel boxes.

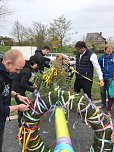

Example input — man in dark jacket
[35,46,51,73]
[12,55,41,126]
[74,41,104,99]
[0,49,29,152]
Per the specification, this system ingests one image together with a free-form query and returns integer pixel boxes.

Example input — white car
[46,53,75,61]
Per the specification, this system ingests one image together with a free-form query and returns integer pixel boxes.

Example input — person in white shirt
[65,41,104,99]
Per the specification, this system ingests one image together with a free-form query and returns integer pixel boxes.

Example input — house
[85,32,107,52]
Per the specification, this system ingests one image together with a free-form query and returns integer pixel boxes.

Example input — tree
[11,20,27,45]
[0,0,12,24]
[48,15,72,51]
[28,22,48,49]
[0,36,13,46]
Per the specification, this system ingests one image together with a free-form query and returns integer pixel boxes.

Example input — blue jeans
[100,78,112,106]
[0,127,5,152]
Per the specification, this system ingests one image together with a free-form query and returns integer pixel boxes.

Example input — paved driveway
[3,103,114,152]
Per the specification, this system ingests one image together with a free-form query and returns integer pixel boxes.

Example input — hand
[63,59,69,65]
[111,132,114,143]
[32,83,37,89]
[99,80,104,87]
[18,95,30,104]
[18,104,29,112]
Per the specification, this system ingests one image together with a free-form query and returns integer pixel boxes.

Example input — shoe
[102,105,107,108]
[107,111,111,117]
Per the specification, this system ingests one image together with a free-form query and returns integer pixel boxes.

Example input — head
[42,46,50,55]
[75,41,87,54]
[2,49,25,74]
[105,45,113,57]
[35,49,40,54]
[29,55,41,70]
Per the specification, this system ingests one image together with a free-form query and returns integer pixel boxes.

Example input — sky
[0,0,114,43]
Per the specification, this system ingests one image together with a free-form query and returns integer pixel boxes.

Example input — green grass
[92,70,101,100]
[10,97,18,116]
[0,45,11,53]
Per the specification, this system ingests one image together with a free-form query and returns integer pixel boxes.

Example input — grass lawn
[10,97,18,116]
[0,45,11,53]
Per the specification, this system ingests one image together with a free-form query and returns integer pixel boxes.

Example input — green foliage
[48,15,72,51]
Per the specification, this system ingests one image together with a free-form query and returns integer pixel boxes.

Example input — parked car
[46,53,75,61]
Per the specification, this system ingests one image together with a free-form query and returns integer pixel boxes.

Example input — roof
[86,32,106,42]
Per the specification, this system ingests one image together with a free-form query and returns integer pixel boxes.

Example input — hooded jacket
[12,61,35,97]
[98,53,114,78]
[0,62,12,128]
[35,50,50,72]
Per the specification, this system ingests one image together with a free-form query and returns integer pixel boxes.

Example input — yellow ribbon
[42,67,57,87]
[67,64,100,85]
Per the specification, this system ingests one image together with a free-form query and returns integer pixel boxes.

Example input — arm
[0,90,29,116]
[11,90,30,104]
[41,56,50,62]
[0,82,10,116]
[20,72,35,92]
[63,60,76,66]
[90,53,104,86]
[9,104,29,112]
[111,132,114,143]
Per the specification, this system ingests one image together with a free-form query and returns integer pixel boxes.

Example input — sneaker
[107,111,111,117]
[102,105,107,108]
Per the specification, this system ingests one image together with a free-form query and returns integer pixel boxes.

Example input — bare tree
[11,20,27,45]
[28,22,48,49]
[48,15,72,51]
[0,0,12,24]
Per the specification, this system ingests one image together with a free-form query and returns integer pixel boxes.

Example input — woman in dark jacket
[12,55,41,126]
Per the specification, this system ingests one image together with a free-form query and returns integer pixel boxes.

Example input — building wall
[11,46,37,60]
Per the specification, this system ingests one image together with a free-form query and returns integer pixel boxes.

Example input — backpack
[109,79,114,98]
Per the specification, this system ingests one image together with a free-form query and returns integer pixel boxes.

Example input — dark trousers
[74,78,93,99]
[107,98,114,111]
[0,127,5,152]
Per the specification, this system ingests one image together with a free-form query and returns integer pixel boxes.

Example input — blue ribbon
[54,143,74,152]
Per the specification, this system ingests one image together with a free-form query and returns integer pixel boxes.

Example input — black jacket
[35,51,50,72]
[12,61,35,97]
[0,62,12,128]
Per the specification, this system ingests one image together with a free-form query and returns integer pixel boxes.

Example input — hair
[35,49,40,54]
[29,55,41,66]
[3,49,23,63]
[105,45,112,51]
[75,41,87,49]
[42,46,50,50]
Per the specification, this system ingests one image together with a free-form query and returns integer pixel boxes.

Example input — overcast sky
[0,0,114,43]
